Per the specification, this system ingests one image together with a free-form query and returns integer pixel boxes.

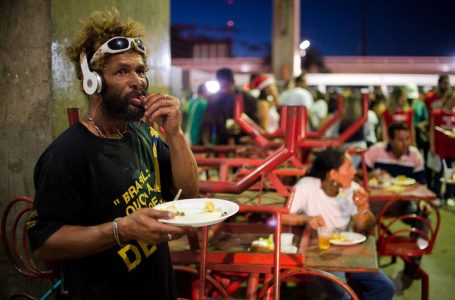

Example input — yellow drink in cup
[317,227,332,250]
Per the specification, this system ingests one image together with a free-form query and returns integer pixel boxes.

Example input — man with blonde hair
[27,9,198,299]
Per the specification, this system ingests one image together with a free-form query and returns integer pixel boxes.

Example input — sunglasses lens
[107,37,130,51]
[134,38,145,52]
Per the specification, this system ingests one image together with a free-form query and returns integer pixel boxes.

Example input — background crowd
[182,70,454,206]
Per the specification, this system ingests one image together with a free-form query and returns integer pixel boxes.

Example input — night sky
[171,0,455,57]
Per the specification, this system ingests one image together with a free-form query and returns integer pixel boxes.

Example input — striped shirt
[364,142,426,184]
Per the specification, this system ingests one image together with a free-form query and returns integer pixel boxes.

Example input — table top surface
[170,223,378,273]
[301,234,378,273]
[368,183,436,202]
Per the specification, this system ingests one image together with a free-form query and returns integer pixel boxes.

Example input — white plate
[368,180,391,188]
[155,198,239,227]
[330,232,366,246]
[391,177,416,186]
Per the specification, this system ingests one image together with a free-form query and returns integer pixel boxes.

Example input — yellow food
[204,200,216,212]
[251,235,274,252]
[331,233,349,242]
[368,178,379,186]
[396,175,408,181]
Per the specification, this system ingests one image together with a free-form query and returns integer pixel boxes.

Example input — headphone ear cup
[80,53,103,95]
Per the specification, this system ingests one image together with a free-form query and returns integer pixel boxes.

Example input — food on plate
[331,232,349,242]
[368,178,379,186]
[158,199,229,221]
[391,175,416,186]
[204,200,216,212]
[251,235,274,252]
[396,175,408,182]
[162,204,185,217]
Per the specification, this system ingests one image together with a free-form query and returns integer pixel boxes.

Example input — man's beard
[101,86,145,121]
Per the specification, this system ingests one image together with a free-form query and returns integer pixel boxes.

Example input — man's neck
[391,149,403,160]
[87,108,128,138]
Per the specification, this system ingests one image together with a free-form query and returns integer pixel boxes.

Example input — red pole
[67,108,80,126]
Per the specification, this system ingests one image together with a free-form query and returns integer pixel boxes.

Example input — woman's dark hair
[307,148,346,180]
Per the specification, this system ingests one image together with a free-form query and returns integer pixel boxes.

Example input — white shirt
[364,110,379,144]
[279,87,314,107]
[310,99,328,128]
[289,177,359,230]
[267,105,280,133]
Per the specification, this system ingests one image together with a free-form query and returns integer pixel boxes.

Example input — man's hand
[143,93,182,135]
[118,208,188,244]
[308,216,325,229]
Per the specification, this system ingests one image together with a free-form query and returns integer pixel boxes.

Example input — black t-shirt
[28,122,177,300]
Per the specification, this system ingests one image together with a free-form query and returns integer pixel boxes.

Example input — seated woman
[282,148,395,300]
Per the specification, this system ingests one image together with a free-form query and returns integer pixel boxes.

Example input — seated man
[365,122,428,217]
[365,122,425,184]
[365,122,429,279]
[283,148,394,300]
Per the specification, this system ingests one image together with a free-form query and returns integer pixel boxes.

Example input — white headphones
[80,52,103,95]
[79,51,149,95]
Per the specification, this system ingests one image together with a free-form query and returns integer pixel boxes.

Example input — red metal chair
[258,268,359,300]
[1,196,60,300]
[173,265,231,300]
[376,199,441,300]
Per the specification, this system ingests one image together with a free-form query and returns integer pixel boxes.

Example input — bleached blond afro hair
[66,8,147,80]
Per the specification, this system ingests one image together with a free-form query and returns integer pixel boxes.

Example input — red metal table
[170,217,379,299]
[368,183,437,202]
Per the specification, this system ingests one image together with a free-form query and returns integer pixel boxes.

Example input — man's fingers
[143,207,176,219]
[159,223,188,236]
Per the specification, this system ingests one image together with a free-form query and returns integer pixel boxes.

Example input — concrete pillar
[0,0,170,297]
[272,0,301,81]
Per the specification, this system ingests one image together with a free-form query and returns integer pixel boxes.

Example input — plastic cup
[281,233,294,246]
[317,227,332,250]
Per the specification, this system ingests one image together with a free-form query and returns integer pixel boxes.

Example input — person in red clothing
[424,74,451,111]
[430,90,455,203]
[431,90,455,159]
[382,86,415,143]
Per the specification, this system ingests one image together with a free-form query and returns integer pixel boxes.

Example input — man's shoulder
[279,88,313,106]
[407,145,424,161]
[36,124,90,169]
[367,110,379,123]
[367,142,388,153]
[47,123,87,151]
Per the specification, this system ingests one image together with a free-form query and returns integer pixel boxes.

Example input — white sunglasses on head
[89,36,145,64]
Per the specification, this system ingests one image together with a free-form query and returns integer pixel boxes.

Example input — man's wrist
[113,218,127,247]
[166,128,184,138]
[357,206,370,215]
